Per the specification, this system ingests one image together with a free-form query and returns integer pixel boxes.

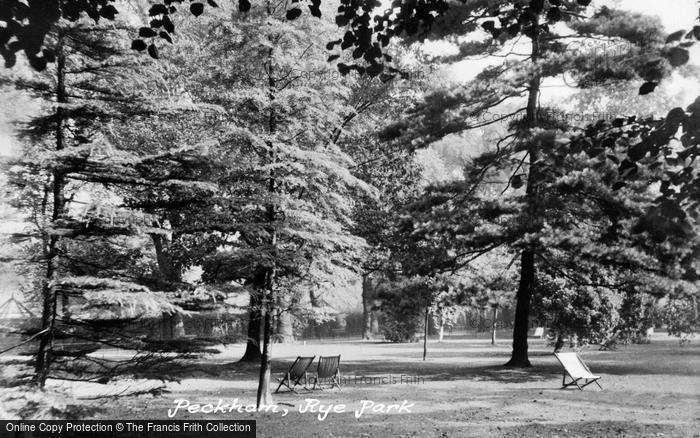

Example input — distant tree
[376,275,459,357]
[468,271,516,345]
[431,289,466,343]
[342,64,429,339]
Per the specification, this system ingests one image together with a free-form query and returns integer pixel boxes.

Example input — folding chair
[554,352,602,390]
[275,356,315,393]
[311,355,341,390]
[533,327,545,338]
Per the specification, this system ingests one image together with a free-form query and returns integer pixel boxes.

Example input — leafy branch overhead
[3,0,699,86]
[0,0,221,67]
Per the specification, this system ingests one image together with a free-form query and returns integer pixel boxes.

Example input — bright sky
[445,0,700,94]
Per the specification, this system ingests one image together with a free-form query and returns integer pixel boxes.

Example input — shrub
[532,275,622,349]
[664,296,699,344]
[377,280,426,343]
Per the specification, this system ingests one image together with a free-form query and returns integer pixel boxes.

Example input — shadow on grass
[150,339,700,382]
[339,360,562,384]
[158,358,561,385]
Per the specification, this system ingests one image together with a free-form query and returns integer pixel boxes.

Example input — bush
[382,314,422,343]
[532,275,622,348]
[614,292,660,345]
[377,281,426,343]
[664,296,699,344]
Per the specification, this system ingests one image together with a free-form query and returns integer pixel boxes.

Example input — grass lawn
[90,333,699,437]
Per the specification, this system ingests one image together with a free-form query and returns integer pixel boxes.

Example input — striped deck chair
[311,355,341,390]
[275,356,315,393]
[554,352,602,390]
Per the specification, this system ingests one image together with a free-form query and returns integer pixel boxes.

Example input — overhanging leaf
[666,30,686,43]
[286,8,302,20]
[639,82,658,95]
[131,39,147,51]
[139,27,157,38]
[668,47,690,67]
[190,2,204,17]
[309,5,321,17]
[667,107,686,125]
[147,44,159,59]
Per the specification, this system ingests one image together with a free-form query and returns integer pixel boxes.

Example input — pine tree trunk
[491,307,498,345]
[275,311,294,343]
[239,290,262,362]
[256,285,274,407]
[422,305,429,361]
[308,289,320,339]
[151,231,183,286]
[362,274,373,340]
[371,311,379,336]
[256,27,277,408]
[506,250,535,367]
[35,34,66,387]
[35,238,61,386]
[152,230,186,340]
[505,18,541,369]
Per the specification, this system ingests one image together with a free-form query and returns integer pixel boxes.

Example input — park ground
[66,333,699,437]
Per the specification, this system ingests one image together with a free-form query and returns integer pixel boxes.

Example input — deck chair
[275,356,315,393]
[554,352,602,390]
[311,355,341,390]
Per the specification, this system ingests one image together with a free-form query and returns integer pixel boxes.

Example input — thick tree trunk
[34,35,66,387]
[151,232,182,284]
[362,274,373,340]
[506,250,535,367]
[239,290,262,362]
[152,231,186,340]
[505,19,541,368]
